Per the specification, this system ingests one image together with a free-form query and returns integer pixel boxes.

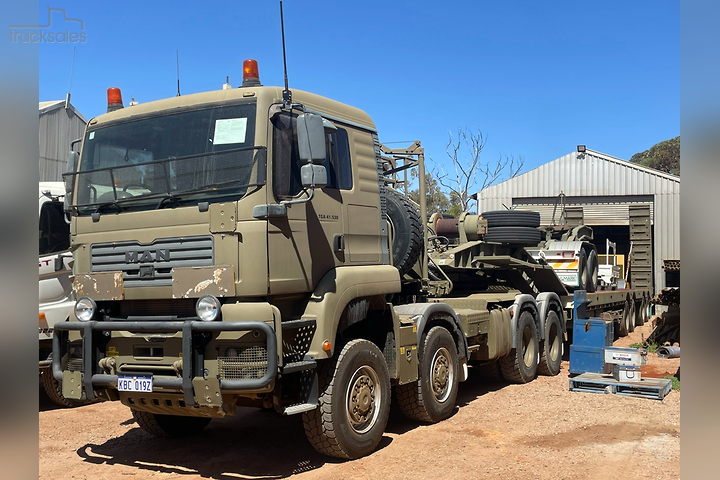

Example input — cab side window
[39,202,70,255]
[272,111,353,199]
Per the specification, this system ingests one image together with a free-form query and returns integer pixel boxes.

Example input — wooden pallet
[569,373,672,400]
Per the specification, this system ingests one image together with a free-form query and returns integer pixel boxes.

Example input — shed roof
[39,100,88,123]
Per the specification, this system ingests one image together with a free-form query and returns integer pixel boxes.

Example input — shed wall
[478,150,680,293]
[39,106,86,181]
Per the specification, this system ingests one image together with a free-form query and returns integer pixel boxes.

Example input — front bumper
[52,320,278,405]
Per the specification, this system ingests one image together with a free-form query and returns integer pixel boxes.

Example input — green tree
[408,173,455,216]
[630,136,680,176]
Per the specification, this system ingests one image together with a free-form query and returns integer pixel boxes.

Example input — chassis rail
[52,320,278,405]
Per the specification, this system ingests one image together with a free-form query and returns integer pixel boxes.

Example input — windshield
[70,102,261,214]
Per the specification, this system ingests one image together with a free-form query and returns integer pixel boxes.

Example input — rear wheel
[499,311,539,384]
[538,311,563,376]
[585,250,598,293]
[132,409,212,437]
[576,249,587,291]
[396,326,459,423]
[627,299,636,333]
[302,339,391,459]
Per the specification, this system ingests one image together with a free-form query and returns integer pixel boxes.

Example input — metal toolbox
[612,364,642,382]
[604,346,647,366]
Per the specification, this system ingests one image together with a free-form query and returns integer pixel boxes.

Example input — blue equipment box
[569,345,612,374]
[572,317,614,347]
[570,315,614,374]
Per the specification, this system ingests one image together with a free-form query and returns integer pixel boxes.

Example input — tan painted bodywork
[68,83,401,408]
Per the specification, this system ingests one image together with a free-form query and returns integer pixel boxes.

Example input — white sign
[213,118,247,145]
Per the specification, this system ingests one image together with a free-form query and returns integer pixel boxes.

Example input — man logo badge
[125,249,170,264]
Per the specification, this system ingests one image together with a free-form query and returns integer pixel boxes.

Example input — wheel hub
[349,374,375,423]
[431,347,453,401]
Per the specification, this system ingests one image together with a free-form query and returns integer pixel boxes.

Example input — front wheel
[499,311,539,383]
[302,339,391,459]
[396,326,459,423]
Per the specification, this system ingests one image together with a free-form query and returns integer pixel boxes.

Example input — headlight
[75,297,97,322]
[196,295,221,321]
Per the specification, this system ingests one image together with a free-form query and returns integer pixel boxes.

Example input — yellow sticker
[400,347,406,355]
[413,324,417,333]
[411,345,417,350]
[105,346,119,357]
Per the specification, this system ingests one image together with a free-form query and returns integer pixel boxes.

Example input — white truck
[39,182,87,406]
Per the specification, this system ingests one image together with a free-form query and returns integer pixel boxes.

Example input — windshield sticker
[89,131,95,140]
[213,118,247,145]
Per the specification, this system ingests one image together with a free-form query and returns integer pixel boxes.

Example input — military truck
[53,60,640,459]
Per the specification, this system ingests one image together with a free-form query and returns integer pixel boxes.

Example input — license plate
[117,376,153,393]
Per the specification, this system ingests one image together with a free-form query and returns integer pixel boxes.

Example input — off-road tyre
[472,360,504,383]
[627,299,636,333]
[396,326,459,423]
[585,249,598,293]
[41,368,96,408]
[481,210,541,228]
[302,339,391,459]
[499,311,539,384]
[576,249,587,291]
[617,299,632,337]
[484,226,542,246]
[634,298,645,327]
[132,409,212,437]
[537,311,563,376]
[385,188,423,276]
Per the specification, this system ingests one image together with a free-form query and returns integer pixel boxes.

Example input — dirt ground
[39,320,680,480]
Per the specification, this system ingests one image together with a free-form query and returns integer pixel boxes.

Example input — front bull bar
[52,320,278,406]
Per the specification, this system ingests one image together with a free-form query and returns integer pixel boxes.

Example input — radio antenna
[176,49,181,96]
[279,1,291,107]
[65,46,76,110]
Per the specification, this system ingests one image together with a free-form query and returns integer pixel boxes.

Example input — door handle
[333,234,345,253]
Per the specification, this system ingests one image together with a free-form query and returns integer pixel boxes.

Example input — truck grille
[218,345,268,380]
[91,236,214,288]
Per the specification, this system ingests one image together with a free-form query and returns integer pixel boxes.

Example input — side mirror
[297,113,327,164]
[63,151,79,213]
[300,164,327,189]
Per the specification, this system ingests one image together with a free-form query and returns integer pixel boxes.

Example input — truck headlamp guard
[75,297,97,322]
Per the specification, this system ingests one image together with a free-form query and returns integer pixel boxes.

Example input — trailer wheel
[385,188,423,276]
[302,339,391,459]
[627,299,636,333]
[132,409,212,437]
[576,249,587,291]
[585,250,598,293]
[481,210,541,228]
[484,226,542,246]
[634,298,645,327]
[499,311,539,383]
[538,311,563,376]
[396,326,459,423]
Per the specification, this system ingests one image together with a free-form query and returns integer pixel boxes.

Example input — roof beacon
[242,59,261,87]
[107,87,124,113]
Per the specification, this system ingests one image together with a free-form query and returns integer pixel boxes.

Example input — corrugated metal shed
[478,149,680,292]
[39,100,87,181]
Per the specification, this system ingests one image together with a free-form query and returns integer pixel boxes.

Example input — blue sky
[38,0,679,183]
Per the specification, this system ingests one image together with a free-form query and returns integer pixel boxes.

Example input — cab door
[266,111,345,295]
